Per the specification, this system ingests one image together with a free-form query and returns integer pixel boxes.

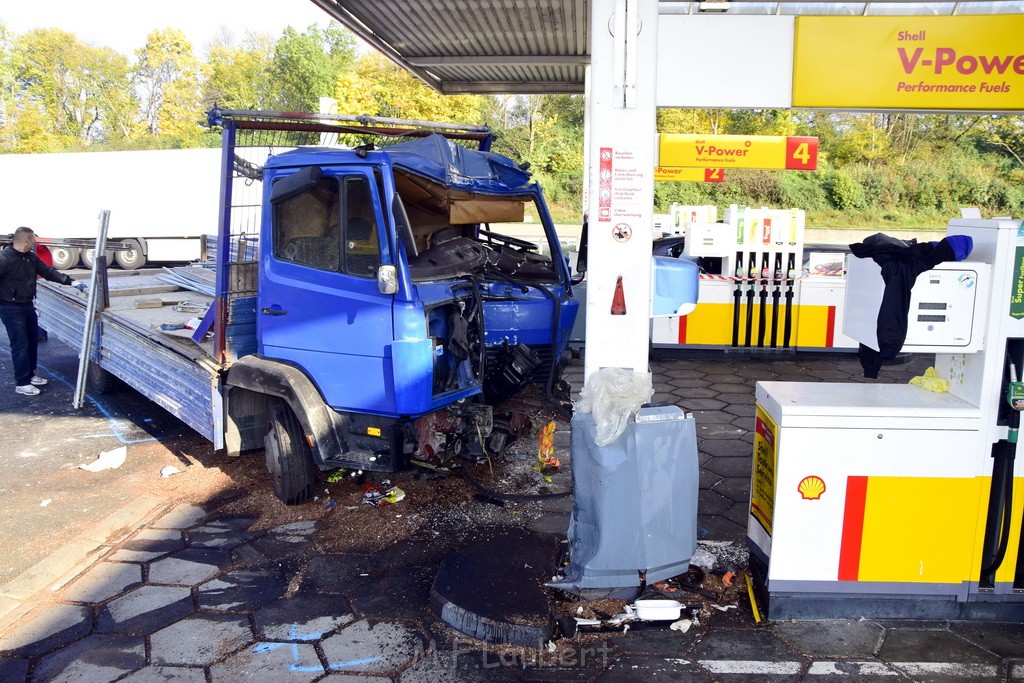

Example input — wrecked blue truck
[36,111,578,504]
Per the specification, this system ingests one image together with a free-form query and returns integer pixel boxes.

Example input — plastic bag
[575,368,654,446]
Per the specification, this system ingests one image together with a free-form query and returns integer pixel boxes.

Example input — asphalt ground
[3,325,1024,680]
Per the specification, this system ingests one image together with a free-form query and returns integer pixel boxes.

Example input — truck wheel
[114,240,146,270]
[264,398,316,505]
[80,248,114,270]
[50,247,80,270]
[88,361,119,394]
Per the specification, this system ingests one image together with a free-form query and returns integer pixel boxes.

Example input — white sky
[1,0,346,57]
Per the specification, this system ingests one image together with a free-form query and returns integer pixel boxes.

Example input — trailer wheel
[264,398,316,505]
[80,248,113,270]
[114,240,146,270]
[88,361,119,394]
[50,246,80,270]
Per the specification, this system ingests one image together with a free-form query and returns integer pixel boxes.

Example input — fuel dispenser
[747,217,1024,620]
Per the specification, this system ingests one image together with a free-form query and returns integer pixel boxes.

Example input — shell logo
[797,475,826,500]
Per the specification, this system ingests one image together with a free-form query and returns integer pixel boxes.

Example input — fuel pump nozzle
[980,354,1023,583]
[1005,355,1024,441]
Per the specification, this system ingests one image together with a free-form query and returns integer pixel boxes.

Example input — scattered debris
[159,465,182,478]
[669,618,693,633]
[534,421,560,472]
[40,499,51,507]
[79,446,127,472]
[722,570,735,587]
[326,469,349,483]
[362,483,406,507]
[711,604,737,612]
[324,500,338,509]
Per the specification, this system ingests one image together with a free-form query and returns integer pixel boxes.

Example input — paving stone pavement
[3,354,1024,681]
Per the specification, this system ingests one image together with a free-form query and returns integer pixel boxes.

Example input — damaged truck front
[210,111,578,503]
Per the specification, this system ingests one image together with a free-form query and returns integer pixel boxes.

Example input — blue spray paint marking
[250,625,331,673]
[37,361,157,445]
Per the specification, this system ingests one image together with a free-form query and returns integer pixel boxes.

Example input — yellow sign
[654,166,725,182]
[660,134,818,171]
[794,16,1024,110]
[750,404,779,535]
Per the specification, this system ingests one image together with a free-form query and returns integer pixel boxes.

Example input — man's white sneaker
[16,385,40,396]
[30,376,48,386]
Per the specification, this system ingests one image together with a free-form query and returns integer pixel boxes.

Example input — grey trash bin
[549,404,699,596]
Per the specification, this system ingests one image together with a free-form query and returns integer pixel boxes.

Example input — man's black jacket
[0,246,74,304]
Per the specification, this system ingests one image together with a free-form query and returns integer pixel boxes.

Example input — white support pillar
[584,0,659,380]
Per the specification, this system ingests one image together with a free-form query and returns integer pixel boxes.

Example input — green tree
[334,51,482,123]
[135,28,202,145]
[13,28,134,146]
[203,31,274,110]
[271,24,357,112]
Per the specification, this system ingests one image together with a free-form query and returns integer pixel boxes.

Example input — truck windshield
[403,193,560,282]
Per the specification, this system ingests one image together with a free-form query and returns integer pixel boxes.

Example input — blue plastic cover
[382,134,533,193]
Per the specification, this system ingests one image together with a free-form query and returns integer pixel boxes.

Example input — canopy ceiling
[309,0,1024,94]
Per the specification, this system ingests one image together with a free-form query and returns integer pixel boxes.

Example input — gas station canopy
[310,0,1023,95]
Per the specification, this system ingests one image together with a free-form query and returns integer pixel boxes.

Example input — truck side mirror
[377,264,398,294]
[270,166,323,204]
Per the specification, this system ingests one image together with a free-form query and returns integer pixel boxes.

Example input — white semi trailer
[0,148,221,269]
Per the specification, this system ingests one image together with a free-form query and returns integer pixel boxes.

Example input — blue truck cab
[217,113,578,503]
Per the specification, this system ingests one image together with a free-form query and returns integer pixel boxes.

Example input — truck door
[259,169,397,414]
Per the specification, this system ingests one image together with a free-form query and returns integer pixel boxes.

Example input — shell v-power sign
[793,16,1024,110]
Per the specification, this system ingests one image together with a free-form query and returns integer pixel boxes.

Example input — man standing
[0,227,87,396]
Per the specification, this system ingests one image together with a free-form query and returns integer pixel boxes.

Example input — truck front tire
[50,247,80,270]
[265,398,316,505]
[114,239,146,270]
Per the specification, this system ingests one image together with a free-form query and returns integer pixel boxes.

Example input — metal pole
[73,210,110,409]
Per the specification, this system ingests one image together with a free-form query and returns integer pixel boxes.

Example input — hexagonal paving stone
[712,477,752,504]
[678,397,727,411]
[299,554,378,594]
[705,456,755,479]
[120,665,207,682]
[0,603,91,656]
[690,410,736,425]
[62,560,142,603]
[148,548,231,586]
[242,535,312,565]
[255,593,353,641]
[198,569,288,611]
[698,513,746,542]
[151,504,207,530]
[668,377,711,389]
[696,422,745,439]
[700,439,755,458]
[320,620,425,675]
[671,387,720,400]
[32,633,145,683]
[186,518,261,550]
[716,390,756,405]
[97,585,193,634]
[108,528,186,562]
[151,614,254,666]
[209,641,324,680]
[698,490,733,516]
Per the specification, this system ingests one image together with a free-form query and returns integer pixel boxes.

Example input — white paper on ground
[79,445,127,472]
